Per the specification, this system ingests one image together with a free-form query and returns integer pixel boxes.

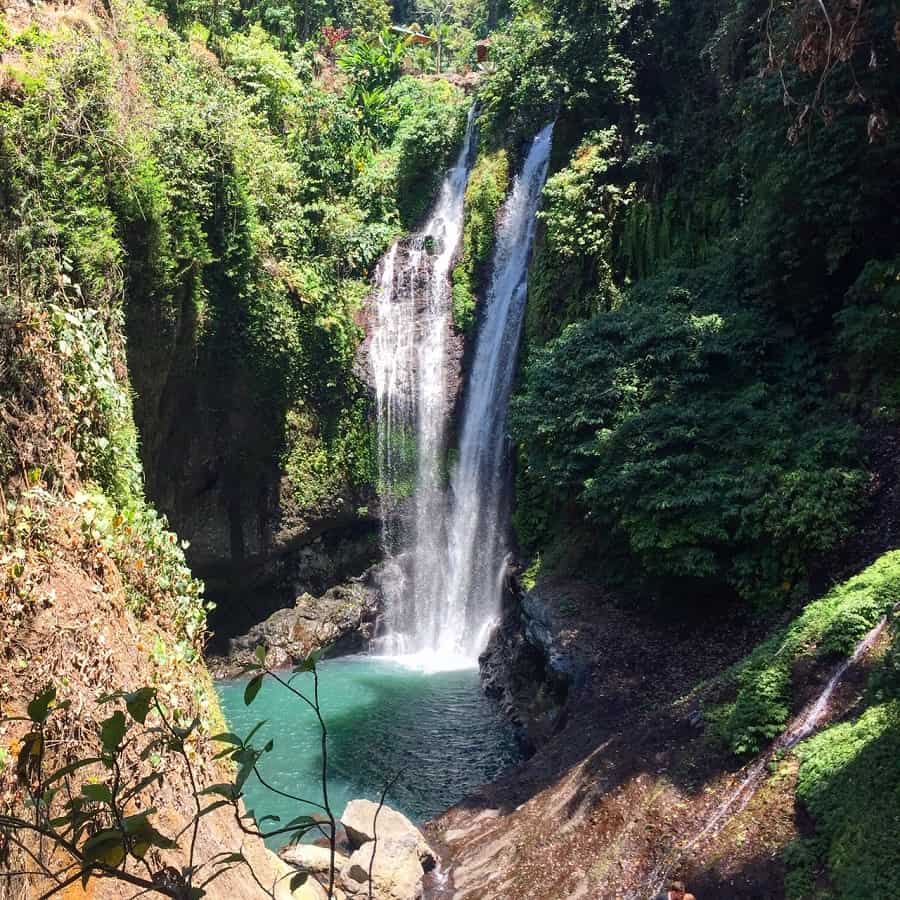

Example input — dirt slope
[426,580,884,900]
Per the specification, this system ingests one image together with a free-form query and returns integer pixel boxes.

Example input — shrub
[836,256,900,418]
[385,77,468,225]
[510,276,865,605]
[451,147,509,332]
[790,701,900,898]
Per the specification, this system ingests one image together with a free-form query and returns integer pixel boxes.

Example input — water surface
[216,655,520,844]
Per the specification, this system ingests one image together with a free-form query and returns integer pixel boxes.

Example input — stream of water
[370,120,555,666]
[639,615,890,898]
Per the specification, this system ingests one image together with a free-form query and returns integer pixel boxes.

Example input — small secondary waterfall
[369,118,554,664]
[638,615,890,898]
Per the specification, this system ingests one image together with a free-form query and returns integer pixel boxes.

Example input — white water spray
[369,108,478,662]
[440,122,555,659]
[369,119,554,667]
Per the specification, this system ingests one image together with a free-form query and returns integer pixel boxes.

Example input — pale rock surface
[340,799,434,867]
[340,835,424,900]
[279,842,351,877]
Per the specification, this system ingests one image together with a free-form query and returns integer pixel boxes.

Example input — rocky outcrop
[479,575,608,750]
[429,582,792,900]
[207,568,384,677]
[341,800,434,869]
[338,800,435,900]
[279,843,351,878]
[342,836,424,900]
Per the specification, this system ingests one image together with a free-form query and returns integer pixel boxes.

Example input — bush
[510,275,865,605]
[385,77,469,225]
[836,256,900,418]
[790,701,900,898]
[451,147,509,332]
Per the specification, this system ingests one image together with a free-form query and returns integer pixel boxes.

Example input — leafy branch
[0,646,351,899]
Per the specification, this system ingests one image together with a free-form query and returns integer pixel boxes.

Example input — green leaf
[82,828,126,867]
[290,872,309,890]
[46,757,101,785]
[210,732,243,747]
[122,813,176,849]
[254,645,267,665]
[292,649,322,674]
[198,783,236,799]
[124,688,155,724]
[244,675,263,706]
[81,783,112,804]
[17,732,44,773]
[121,811,152,833]
[100,711,127,753]
[27,685,57,723]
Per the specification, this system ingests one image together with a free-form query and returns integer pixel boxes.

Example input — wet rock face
[207,568,384,678]
[354,234,469,443]
[205,519,381,652]
[479,576,607,751]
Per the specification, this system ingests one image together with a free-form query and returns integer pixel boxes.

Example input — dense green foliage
[787,700,900,898]
[478,4,900,889]
[784,589,900,898]
[154,0,391,48]
[483,0,900,607]
[0,1,467,563]
[451,147,509,331]
[511,276,865,604]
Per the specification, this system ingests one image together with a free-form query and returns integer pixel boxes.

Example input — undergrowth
[705,551,900,756]
[451,147,509,332]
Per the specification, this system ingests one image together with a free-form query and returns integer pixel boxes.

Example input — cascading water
[637,614,891,899]
[370,108,478,658]
[439,122,555,659]
[369,118,555,665]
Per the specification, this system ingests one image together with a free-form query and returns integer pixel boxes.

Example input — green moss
[789,700,900,898]
[451,148,509,332]
[520,554,543,592]
[706,551,900,756]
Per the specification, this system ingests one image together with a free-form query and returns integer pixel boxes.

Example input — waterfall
[370,108,478,658]
[369,117,554,666]
[439,122,555,659]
